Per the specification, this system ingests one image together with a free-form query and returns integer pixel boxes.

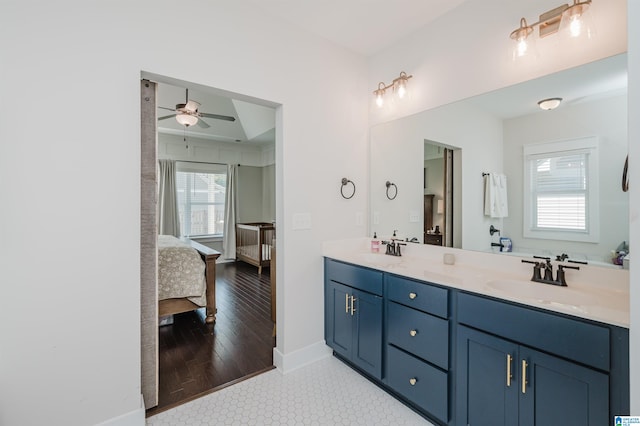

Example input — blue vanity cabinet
[456,292,620,426]
[385,274,450,424]
[324,259,383,379]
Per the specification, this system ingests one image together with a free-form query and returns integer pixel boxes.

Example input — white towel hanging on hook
[484,173,509,218]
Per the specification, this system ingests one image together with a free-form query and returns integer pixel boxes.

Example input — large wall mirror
[370,53,628,268]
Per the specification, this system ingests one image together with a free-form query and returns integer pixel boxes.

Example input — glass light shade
[176,113,198,127]
[538,97,562,110]
[374,83,386,108]
[510,19,536,62]
[559,1,595,40]
[396,79,407,99]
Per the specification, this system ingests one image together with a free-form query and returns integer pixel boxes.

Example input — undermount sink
[354,252,403,267]
[485,279,598,311]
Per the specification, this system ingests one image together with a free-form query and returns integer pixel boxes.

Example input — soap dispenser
[371,232,380,253]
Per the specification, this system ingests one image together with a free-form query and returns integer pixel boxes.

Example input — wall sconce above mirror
[373,71,413,108]
[510,0,595,61]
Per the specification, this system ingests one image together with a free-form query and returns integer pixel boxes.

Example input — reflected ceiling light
[538,97,563,110]
[509,0,594,61]
[175,113,198,127]
[373,71,413,108]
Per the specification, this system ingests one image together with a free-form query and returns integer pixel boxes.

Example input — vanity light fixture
[538,97,563,110]
[373,71,413,108]
[510,0,594,61]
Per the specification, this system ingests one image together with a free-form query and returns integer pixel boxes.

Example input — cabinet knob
[409,329,418,337]
[409,378,417,386]
[409,292,417,300]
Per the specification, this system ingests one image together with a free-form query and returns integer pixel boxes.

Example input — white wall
[158,133,274,167]
[237,165,267,223]
[502,94,628,262]
[0,2,368,425]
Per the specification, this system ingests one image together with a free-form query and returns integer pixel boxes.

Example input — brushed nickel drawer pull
[345,293,349,314]
[522,359,528,394]
[409,378,417,386]
[409,329,418,337]
[350,296,357,316]
[506,354,512,387]
[409,292,417,300]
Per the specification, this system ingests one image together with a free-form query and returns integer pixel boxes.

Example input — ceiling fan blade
[158,106,176,112]
[196,118,210,128]
[200,112,236,122]
[158,114,175,121]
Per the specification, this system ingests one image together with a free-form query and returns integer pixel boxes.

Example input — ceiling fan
[158,88,236,128]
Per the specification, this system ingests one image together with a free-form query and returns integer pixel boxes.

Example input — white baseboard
[273,340,333,374]
[96,395,146,426]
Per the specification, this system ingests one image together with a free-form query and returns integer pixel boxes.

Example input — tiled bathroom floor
[146,355,433,425]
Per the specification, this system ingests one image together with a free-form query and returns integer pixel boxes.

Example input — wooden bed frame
[158,238,221,324]
[236,222,275,274]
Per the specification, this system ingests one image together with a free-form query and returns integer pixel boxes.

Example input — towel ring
[340,178,356,199]
[622,155,629,192]
[385,181,398,200]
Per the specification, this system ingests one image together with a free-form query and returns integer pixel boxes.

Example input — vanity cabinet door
[325,279,383,379]
[519,346,608,426]
[325,280,353,359]
[456,326,519,426]
[352,287,383,378]
[458,325,610,426]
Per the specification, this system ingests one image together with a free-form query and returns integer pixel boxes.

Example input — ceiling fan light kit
[175,113,198,127]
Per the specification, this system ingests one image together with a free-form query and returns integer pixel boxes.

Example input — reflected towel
[484,173,509,218]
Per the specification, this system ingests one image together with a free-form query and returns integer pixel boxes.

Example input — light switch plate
[292,213,312,230]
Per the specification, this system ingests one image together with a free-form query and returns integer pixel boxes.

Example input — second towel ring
[385,181,398,200]
[341,178,356,199]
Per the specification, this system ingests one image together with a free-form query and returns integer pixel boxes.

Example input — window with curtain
[176,163,227,237]
[523,137,599,243]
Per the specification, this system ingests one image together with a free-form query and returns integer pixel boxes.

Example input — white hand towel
[484,173,509,218]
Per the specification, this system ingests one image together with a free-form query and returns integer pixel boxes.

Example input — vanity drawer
[387,345,448,424]
[325,258,383,296]
[387,301,448,369]
[387,274,448,318]
[458,292,610,371]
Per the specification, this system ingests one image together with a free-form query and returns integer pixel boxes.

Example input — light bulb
[397,82,407,99]
[516,38,529,57]
[568,15,583,37]
[376,92,384,108]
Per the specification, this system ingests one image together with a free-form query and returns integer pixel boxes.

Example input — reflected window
[523,137,599,242]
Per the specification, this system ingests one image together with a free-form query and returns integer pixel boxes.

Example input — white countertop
[323,238,630,328]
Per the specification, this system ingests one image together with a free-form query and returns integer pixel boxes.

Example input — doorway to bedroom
[140,76,280,415]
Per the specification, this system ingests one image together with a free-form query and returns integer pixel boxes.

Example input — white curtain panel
[158,159,181,237]
[223,164,238,259]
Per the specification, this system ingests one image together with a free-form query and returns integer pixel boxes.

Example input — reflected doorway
[424,140,460,247]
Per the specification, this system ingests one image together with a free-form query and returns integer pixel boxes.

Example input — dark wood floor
[146,261,275,416]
